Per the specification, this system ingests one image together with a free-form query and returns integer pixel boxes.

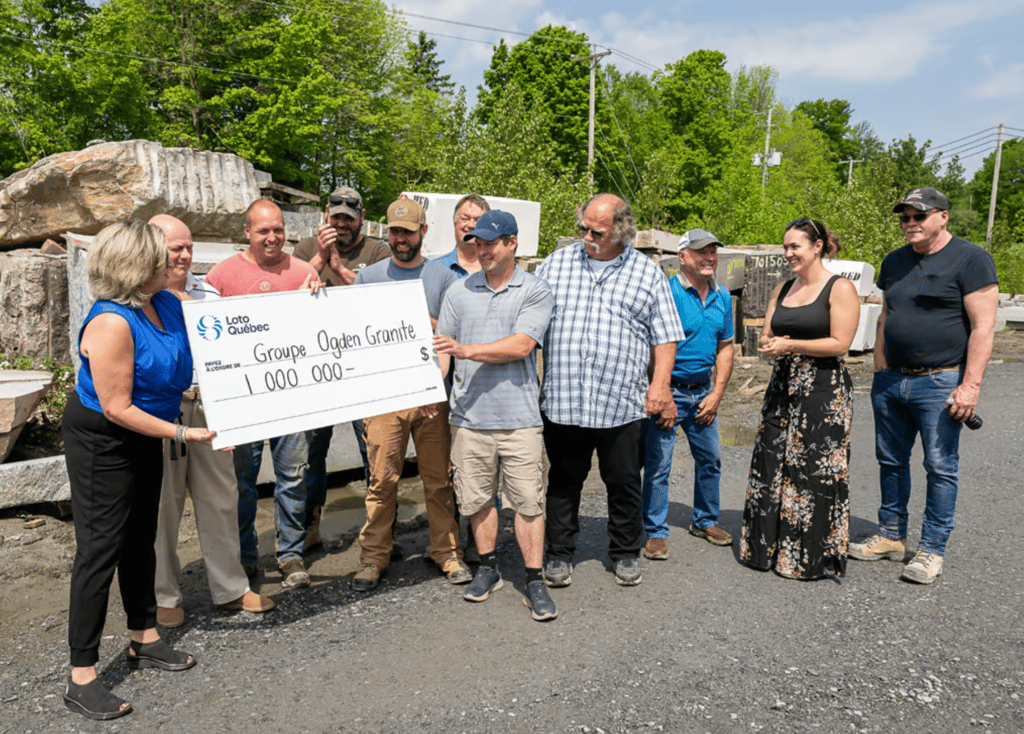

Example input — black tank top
[770,275,840,341]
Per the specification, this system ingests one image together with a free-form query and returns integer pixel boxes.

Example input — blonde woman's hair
[88,221,166,309]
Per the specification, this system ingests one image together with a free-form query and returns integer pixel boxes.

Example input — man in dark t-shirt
[293,187,390,552]
[849,187,998,585]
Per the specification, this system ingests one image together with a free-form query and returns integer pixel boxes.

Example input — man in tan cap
[293,187,390,551]
[349,198,469,591]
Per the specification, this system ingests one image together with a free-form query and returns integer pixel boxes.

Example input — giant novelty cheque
[182,281,445,449]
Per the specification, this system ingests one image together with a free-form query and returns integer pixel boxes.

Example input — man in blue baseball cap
[432,210,558,620]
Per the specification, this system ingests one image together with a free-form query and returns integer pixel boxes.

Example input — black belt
[898,365,962,376]
[671,380,708,390]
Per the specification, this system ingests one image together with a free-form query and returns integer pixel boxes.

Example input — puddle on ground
[718,422,757,447]
[318,481,427,538]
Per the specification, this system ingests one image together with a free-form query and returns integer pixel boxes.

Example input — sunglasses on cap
[786,217,823,239]
[328,194,362,210]
[578,223,607,239]
[898,210,937,224]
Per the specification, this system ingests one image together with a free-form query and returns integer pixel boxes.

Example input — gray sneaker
[523,580,558,621]
[543,560,572,587]
[614,558,643,586]
[463,566,503,602]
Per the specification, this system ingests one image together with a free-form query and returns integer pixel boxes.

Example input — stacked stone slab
[0,140,261,246]
[0,250,70,362]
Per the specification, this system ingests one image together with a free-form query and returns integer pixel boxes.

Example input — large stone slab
[0,140,261,246]
[0,455,69,510]
[0,250,70,363]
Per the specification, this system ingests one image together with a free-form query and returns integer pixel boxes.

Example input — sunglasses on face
[329,194,362,211]
[578,223,607,239]
[898,210,936,224]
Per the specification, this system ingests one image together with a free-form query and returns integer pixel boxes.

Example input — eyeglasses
[899,210,937,224]
[329,194,362,211]
[786,217,823,239]
[578,223,607,239]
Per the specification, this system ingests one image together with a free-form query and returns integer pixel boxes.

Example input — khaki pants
[359,404,460,569]
[154,397,249,607]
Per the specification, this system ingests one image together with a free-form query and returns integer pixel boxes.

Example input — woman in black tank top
[739,218,861,580]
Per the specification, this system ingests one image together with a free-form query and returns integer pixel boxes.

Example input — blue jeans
[306,420,370,519]
[642,384,722,537]
[235,431,311,566]
[871,368,963,555]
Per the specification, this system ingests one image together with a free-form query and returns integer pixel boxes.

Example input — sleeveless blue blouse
[76,290,193,422]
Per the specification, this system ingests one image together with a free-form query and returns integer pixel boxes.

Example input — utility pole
[985,123,1004,249]
[761,108,773,195]
[572,45,611,175]
[839,158,864,187]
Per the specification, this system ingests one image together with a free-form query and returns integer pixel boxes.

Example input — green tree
[655,49,739,223]
[423,85,592,254]
[405,30,453,95]
[0,0,97,175]
[476,25,595,173]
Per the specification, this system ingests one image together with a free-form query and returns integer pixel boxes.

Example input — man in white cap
[641,228,735,561]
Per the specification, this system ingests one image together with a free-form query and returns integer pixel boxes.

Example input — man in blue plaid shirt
[538,193,684,588]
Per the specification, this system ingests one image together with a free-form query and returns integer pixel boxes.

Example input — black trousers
[63,393,162,667]
[542,415,646,563]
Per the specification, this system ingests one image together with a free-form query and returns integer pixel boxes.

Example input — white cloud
[973,62,1024,99]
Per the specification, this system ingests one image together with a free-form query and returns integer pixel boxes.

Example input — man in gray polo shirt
[433,210,557,621]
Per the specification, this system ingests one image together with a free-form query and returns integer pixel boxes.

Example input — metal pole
[985,123,1004,249]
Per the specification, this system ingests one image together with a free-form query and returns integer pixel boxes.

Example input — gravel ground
[1,342,1022,733]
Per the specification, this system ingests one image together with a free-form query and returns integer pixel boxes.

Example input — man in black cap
[294,187,390,551]
[849,187,998,584]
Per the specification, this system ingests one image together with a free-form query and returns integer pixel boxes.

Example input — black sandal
[127,638,197,671]
[63,676,132,720]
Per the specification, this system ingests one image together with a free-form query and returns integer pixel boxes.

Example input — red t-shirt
[206,252,317,297]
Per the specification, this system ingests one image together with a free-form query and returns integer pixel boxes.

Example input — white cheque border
[182,280,445,449]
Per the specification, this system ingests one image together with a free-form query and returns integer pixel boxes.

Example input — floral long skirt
[739,354,853,579]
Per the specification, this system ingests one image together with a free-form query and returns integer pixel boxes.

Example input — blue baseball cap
[463,210,518,241]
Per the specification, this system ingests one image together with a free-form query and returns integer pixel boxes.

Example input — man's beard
[390,232,422,262]
[336,228,359,250]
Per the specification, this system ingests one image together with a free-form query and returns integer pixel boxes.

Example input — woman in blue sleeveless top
[62,222,216,720]
[739,218,860,580]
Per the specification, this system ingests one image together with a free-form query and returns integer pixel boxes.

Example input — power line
[932,126,1000,149]
[593,121,639,202]
[937,135,1021,162]
[935,134,1000,156]
[597,73,643,184]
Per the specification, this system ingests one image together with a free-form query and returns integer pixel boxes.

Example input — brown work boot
[901,550,943,584]
[350,564,382,592]
[849,534,907,562]
[303,506,323,553]
[156,605,185,629]
[689,524,733,546]
[441,557,472,585]
[278,559,310,589]
[643,537,669,560]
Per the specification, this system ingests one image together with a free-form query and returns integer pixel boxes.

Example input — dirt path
[1,331,1021,679]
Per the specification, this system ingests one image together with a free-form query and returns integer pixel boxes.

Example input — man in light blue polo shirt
[433,193,490,276]
[433,210,557,621]
[642,228,735,560]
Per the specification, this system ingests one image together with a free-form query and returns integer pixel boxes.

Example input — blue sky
[395,0,1024,180]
